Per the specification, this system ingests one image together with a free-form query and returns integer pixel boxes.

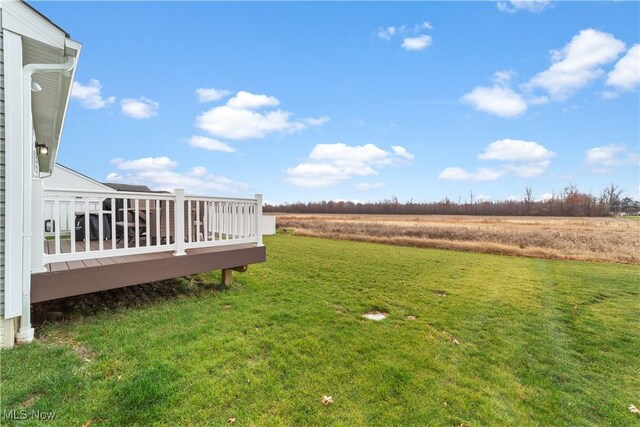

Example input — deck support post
[221,269,232,286]
[255,193,263,247]
[174,188,186,256]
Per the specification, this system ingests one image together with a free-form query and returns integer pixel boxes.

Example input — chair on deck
[113,198,150,245]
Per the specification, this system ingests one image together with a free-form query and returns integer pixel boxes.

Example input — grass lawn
[2,234,639,426]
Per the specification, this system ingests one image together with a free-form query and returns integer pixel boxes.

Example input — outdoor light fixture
[35,143,48,156]
[30,81,42,92]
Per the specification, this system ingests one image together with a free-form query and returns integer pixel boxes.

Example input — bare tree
[524,186,533,214]
[600,183,622,213]
[563,183,580,216]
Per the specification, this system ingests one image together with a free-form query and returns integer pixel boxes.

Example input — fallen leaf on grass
[406,315,417,320]
[228,416,237,424]
[630,404,640,414]
[442,331,460,345]
[82,421,92,427]
[321,396,333,406]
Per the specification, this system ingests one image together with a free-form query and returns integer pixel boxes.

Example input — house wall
[43,165,109,191]
[43,165,111,232]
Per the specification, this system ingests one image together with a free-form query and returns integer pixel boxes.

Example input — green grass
[2,234,639,426]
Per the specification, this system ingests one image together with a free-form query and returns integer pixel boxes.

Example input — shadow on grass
[32,275,230,331]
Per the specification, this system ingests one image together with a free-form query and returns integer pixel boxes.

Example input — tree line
[265,183,640,217]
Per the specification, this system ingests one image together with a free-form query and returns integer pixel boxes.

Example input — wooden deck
[32,239,266,303]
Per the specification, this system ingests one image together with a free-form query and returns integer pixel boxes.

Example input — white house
[42,164,113,233]
[1,1,268,348]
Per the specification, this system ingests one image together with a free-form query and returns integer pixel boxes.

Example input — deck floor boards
[33,240,265,303]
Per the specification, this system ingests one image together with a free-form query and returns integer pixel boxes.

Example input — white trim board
[3,29,23,319]
[1,1,66,49]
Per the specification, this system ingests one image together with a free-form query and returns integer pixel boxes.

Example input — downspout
[16,57,76,344]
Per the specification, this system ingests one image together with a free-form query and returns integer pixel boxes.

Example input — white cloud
[197,106,301,140]
[526,29,626,99]
[108,156,248,194]
[503,160,551,177]
[285,163,350,188]
[355,182,385,192]
[509,192,555,202]
[302,116,330,126]
[439,167,505,181]
[196,91,327,140]
[71,79,115,109]
[600,91,620,100]
[286,143,414,188]
[309,142,409,168]
[121,97,160,119]
[186,136,236,153]
[478,139,556,161]
[195,88,232,103]
[402,35,432,51]
[462,86,527,118]
[226,91,280,110]
[606,44,640,91]
[111,156,177,170]
[420,21,433,30]
[585,144,639,172]
[440,138,555,181]
[378,26,396,41]
[492,70,516,86]
[497,0,552,13]
[332,198,365,204]
[537,192,554,202]
[379,21,433,51]
[528,95,550,105]
[464,29,627,117]
[392,145,415,160]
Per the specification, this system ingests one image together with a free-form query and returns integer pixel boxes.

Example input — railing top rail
[184,195,257,203]
[43,188,176,199]
[43,187,259,203]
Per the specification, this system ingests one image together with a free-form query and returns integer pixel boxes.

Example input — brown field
[274,214,640,264]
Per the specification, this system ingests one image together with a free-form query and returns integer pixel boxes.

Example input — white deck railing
[32,183,262,269]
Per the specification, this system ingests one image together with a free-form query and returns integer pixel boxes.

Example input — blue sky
[36,1,639,203]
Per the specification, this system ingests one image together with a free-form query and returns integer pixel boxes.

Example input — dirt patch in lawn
[362,311,388,321]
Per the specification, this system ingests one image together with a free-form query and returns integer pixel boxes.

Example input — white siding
[43,164,110,192]
[1,18,6,321]
[42,165,110,232]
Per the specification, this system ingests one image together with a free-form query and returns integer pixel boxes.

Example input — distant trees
[620,197,640,215]
[524,186,533,215]
[600,183,622,205]
[600,183,624,215]
[265,183,638,217]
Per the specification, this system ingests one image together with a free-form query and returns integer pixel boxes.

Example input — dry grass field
[275,214,640,264]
